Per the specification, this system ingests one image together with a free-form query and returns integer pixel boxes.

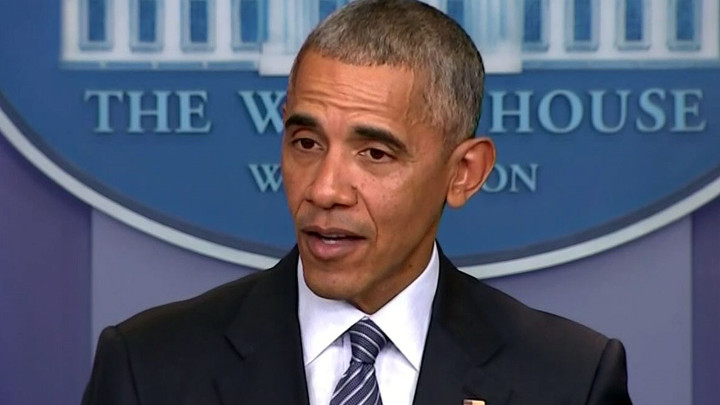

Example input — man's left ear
[446,137,496,208]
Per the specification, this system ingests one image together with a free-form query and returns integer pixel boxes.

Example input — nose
[304,150,356,209]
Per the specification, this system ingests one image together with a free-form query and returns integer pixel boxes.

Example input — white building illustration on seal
[61,0,719,74]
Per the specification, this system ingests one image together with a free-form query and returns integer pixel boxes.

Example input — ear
[446,137,496,208]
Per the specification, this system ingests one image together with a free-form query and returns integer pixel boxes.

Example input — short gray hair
[288,0,485,147]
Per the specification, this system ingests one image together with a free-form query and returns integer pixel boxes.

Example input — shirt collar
[297,243,440,371]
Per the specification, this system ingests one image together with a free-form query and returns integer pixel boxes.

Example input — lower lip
[303,233,365,261]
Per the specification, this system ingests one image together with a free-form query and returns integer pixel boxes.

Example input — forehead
[287,52,425,121]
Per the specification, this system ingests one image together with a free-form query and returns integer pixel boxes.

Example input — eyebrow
[284,113,318,129]
[284,113,409,155]
[353,125,409,155]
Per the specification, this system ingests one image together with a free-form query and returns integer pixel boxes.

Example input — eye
[369,149,387,160]
[361,148,393,162]
[293,138,319,150]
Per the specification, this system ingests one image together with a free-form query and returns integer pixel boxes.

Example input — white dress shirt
[297,244,440,405]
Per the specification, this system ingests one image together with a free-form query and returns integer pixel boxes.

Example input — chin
[307,283,353,302]
[303,270,358,302]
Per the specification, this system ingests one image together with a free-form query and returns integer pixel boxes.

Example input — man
[83,1,632,404]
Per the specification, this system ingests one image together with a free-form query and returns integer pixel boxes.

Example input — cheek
[281,165,304,208]
[380,168,445,224]
[364,176,419,233]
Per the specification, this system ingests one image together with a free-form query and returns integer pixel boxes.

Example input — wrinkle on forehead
[287,52,426,130]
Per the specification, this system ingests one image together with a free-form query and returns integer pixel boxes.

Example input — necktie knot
[349,318,387,364]
[330,318,387,405]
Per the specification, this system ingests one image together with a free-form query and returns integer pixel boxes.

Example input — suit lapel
[209,247,512,404]
[413,250,512,405]
[214,249,310,405]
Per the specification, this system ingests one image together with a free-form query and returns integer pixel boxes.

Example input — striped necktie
[330,318,388,405]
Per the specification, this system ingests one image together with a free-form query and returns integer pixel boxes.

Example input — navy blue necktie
[330,318,388,405]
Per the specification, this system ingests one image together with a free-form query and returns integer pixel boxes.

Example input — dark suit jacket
[83,248,632,405]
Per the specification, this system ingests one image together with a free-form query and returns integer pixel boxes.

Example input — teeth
[321,234,345,239]
[308,231,360,241]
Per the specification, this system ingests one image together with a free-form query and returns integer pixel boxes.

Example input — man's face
[282,52,455,313]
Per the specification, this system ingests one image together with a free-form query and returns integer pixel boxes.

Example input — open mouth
[300,226,366,259]
[306,231,364,243]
